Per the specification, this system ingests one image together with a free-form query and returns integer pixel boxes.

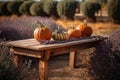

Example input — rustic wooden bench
[7,36,104,80]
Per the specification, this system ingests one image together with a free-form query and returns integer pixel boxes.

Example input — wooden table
[7,36,103,80]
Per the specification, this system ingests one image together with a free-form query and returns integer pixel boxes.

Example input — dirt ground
[24,48,97,80]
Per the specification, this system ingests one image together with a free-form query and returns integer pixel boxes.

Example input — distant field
[0,13,119,38]
[56,20,120,37]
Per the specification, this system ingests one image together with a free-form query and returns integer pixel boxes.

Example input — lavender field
[0,15,65,41]
[0,15,120,80]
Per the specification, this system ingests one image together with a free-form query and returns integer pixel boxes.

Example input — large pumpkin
[34,21,52,40]
[68,23,82,38]
[77,20,93,36]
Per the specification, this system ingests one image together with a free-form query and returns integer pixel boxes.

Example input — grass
[56,19,120,36]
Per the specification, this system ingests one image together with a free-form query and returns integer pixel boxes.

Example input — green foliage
[57,0,77,20]
[80,1,101,17]
[98,0,108,4]
[7,1,23,15]
[107,0,120,23]
[0,2,11,16]
[43,0,59,18]
[30,1,48,16]
[74,0,80,8]
[80,1,101,22]
[0,43,31,80]
[19,1,34,15]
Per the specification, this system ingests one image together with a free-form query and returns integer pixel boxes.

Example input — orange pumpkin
[34,21,52,40]
[68,23,82,38]
[77,20,92,36]
[68,29,82,38]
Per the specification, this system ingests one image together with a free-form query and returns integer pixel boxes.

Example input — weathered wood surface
[10,48,43,58]
[7,36,104,80]
[7,36,102,51]
[69,51,76,69]
[10,41,97,59]
[39,50,50,80]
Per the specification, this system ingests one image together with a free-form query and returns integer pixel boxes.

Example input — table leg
[39,50,50,80]
[69,51,76,69]
[13,55,23,70]
[10,48,23,70]
[39,60,48,80]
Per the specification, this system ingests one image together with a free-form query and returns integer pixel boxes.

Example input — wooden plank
[10,47,43,58]
[51,47,70,56]
[28,37,99,50]
[7,36,102,50]
[12,54,23,70]
[9,39,34,44]
[39,50,50,80]
[10,48,23,70]
[7,39,41,48]
[69,51,76,69]
[39,60,48,80]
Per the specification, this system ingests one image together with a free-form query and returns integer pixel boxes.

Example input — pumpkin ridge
[34,21,52,40]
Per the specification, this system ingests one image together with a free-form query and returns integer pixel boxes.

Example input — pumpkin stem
[57,25,63,33]
[55,29,59,33]
[57,25,60,31]
[83,20,87,26]
[71,22,74,29]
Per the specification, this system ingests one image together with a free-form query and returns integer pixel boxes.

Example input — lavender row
[0,16,65,41]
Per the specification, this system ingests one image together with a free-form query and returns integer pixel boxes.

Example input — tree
[57,0,77,20]
[0,2,11,16]
[19,1,34,15]
[7,1,23,16]
[98,0,108,4]
[107,0,120,24]
[80,1,101,22]
[30,1,48,16]
[43,0,59,19]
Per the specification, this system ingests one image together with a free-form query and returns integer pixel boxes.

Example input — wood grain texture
[7,37,101,50]
[8,36,104,80]
[69,51,76,69]
[39,60,48,80]
[39,50,50,80]
[10,47,43,58]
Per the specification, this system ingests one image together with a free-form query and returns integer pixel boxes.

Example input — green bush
[19,1,34,15]
[74,0,80,13]
[80,1,101,22]
[57,0,77,20]
[43,0,59,19]
[7,1,23,16]
[30,1,48,16]
[0,2,11,16]
[107,0,120,24]
[0,43,31,80]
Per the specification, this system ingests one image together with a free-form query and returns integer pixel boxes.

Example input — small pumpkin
[52,25,69,40]
[52,30,69,40]
[34,21,52,40]
[77,20,93,36]
[68,22,82,38]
